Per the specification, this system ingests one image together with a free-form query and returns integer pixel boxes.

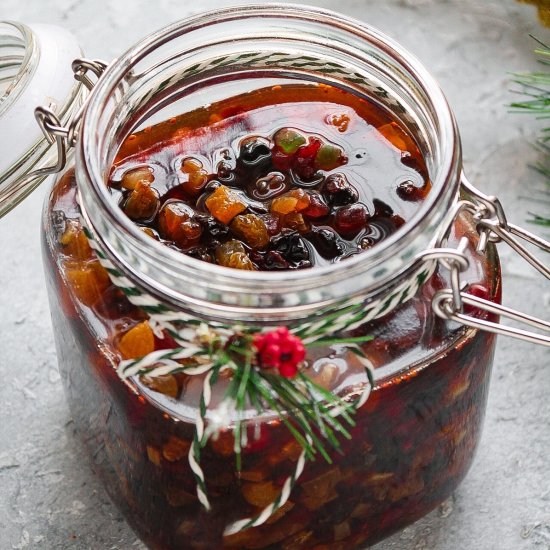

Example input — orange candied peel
[158,201,202,249]
[119,321,155,360]
[270,189,310,215]
[58,220,93,261]
[205,185,247,224]
[64,259,111,307]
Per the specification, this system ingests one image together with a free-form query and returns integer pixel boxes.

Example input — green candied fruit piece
[273,128,307,154]
[314,143,346,171]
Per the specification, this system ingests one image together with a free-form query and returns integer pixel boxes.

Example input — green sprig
[511,34,550,226]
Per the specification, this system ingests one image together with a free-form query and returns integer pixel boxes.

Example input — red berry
[335,204,369,235]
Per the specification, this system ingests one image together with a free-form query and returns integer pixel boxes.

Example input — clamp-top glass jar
[4,5,549,550]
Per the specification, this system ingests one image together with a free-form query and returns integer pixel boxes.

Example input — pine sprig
[511,35,550,226]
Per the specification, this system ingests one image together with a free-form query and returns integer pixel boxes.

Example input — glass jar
[4,5,549,550]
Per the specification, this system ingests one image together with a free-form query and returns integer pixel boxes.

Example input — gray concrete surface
[1,0,550,548]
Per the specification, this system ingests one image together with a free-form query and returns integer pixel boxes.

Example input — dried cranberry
[308,227,345,259]
[396,180,424,201]
[323,173,359,206]
[334,204,370,235]
[303,193,330,219]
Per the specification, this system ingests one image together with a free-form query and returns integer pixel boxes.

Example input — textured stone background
[1,0,550,548]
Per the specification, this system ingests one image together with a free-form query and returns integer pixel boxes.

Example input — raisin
[324,173,359,206]
[334,204,370,235]
[308,228,345,259]
[205,185,246,224]
[123,181,160,220]
[230,214,270,249]
[239,136,272,165]
[263,250,290,270]
[271,232,310,266]
[200,216,230,239]
[187,247,214,263]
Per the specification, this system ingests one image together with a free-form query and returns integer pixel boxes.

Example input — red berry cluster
[253,327,306,378]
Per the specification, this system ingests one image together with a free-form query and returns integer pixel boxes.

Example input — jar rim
[77,3,462,316]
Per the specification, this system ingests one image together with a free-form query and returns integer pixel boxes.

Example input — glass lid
[0,21,85,218]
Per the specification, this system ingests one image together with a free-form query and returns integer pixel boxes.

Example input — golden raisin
[121,166,154,190]
[119,321,155,359]
[205,185,246,224]
[181,158,209,195]
[64,259,110,307]
[215,240,255,270]
[230,214,270,249]
[123,181,160,220]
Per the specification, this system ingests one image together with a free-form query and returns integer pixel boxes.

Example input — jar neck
[76,4,461,323]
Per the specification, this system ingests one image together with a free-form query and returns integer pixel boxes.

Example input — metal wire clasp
[23,58,107,185]
[417,175,550,347]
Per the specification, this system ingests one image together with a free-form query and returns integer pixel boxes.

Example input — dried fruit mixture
[108,83,430,270]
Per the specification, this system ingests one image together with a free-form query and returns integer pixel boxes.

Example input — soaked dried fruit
[64,259,111,306]
[141,374,178,398]
[271,189,310,215]
[230,214,270,249]
[123,181,160,220]
[205,185,246,224]
[324,173,359,206]
[158,201,202,249]
[215,240,255,270]
[181,157,209,195]
[59,220,92,260]
[334,204,369,235]
[121,166,154,190]
[119,321,155,359]
[242,481,280,507]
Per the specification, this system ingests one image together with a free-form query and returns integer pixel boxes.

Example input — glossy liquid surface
[109,84,430,270]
